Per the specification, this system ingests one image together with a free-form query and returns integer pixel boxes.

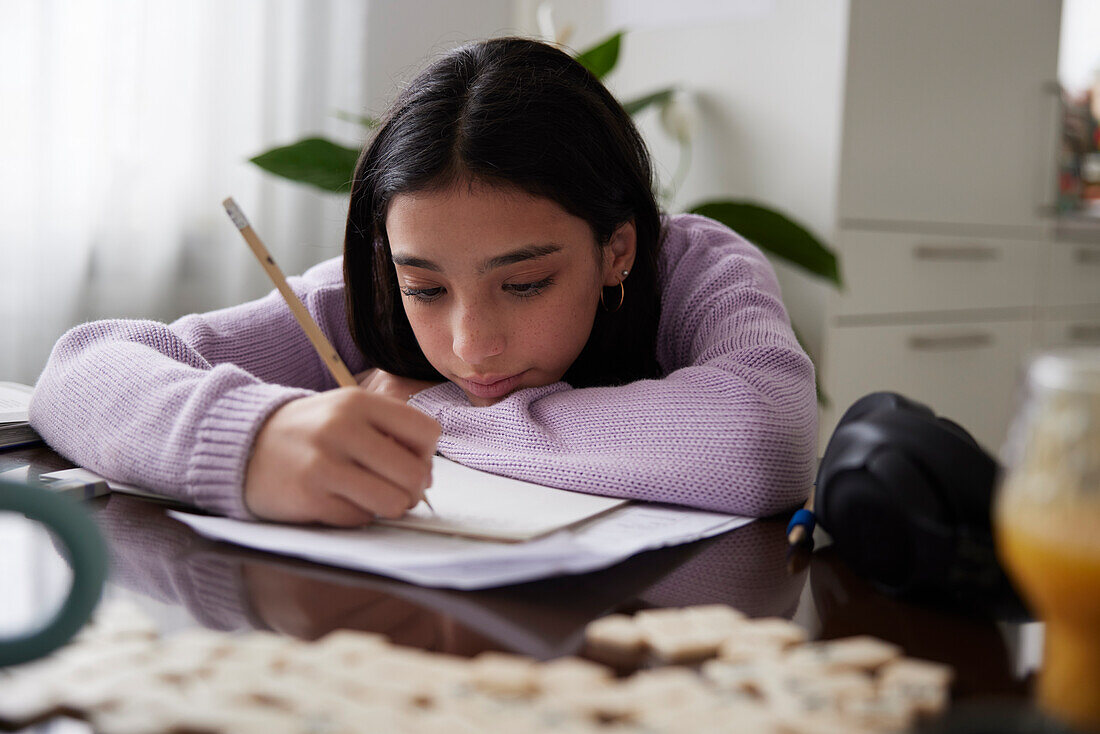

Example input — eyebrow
[391,243,563,275]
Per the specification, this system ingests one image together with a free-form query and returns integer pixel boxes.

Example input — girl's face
[386,183,635,407]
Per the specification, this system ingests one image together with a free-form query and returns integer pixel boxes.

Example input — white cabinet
[822,319,1034,452]
[1042,239,1100,307]
[821,221,1100,453]
[833,231,1042,317]
[837,0,1063,232]
[1038,309,1100,349]
[1036,230,1100,351]
[820,0,1065,454]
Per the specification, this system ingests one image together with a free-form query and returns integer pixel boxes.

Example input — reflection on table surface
[86,494,805,660]
[2,440,1037,733]
[7,491,1033,688]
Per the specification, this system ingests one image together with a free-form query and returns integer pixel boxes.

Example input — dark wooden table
[1,444,1041,732]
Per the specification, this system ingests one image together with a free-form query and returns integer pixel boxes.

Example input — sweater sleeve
[409,215,818,517]
[29,257,366,519]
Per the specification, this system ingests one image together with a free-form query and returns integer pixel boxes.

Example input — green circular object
[0,478,108,667]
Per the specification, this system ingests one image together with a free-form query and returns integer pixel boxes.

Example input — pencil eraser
[222,198,250,230]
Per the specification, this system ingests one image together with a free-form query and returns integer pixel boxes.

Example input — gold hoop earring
[600,280,625,313]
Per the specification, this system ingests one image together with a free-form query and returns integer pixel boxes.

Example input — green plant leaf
[688,200,841,286]
[575,31,622,79]
[249,137,360,194]
[622,87,675,116]
[333,110,380,129]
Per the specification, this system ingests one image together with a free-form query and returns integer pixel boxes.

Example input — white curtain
[0,0,371,385]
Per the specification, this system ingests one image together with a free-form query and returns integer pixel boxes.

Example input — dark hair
[343,37,663,388]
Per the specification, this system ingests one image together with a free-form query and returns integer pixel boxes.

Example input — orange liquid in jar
[997,500,1100,733]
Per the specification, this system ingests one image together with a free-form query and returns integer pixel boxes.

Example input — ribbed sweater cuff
[185,383,314,520]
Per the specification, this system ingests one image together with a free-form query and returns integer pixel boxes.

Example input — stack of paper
[30,454,754,590]
[0,382,41,450]
[171,500,752,590]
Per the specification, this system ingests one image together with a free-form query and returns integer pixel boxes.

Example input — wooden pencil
[221,197,434,512]
[222,197,357,388]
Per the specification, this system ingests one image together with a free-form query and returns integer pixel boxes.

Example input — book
[0,382,42,450]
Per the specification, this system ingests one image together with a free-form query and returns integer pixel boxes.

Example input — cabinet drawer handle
[1068,324,1100,343]
[1074,248,1100,265]
[907,333,993,351]
[913,244,999,262]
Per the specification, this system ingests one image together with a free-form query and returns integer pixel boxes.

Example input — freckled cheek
[404,313,451,370]
[523,298,598,373]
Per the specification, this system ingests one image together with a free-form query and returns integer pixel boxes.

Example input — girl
[30,38,817,526]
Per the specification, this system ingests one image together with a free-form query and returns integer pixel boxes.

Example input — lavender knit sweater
[30,214,817,520]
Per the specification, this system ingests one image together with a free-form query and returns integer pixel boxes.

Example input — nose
[451,298,507,367]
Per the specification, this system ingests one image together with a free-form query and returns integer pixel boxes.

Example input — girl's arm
[29,258,368,518]
[409,215,818,518]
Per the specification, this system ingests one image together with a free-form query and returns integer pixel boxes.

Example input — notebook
[0,382,42,450]
[376,455,629,542]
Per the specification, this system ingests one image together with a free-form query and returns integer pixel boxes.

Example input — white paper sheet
[377,456,628,541]
[170,504,753,589]
[35,457,627,543]
[0,382,32,423]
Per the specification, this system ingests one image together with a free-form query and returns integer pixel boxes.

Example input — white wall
[516,0,850,362]
[364,0,516,115]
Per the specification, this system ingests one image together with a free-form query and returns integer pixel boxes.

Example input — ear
[602,219,637,287]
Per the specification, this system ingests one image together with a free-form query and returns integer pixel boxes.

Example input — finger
[353,368,377,386]
[340,427,432,498]
[355,392,442,458]
[308,492,376,528]
[323,461,418,519]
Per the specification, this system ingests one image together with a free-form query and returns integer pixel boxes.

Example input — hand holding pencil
[222,198,440,525]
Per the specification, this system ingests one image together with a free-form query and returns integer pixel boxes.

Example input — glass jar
[996,349,1100,732]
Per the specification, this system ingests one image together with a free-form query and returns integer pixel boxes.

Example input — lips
[456,371,528,400]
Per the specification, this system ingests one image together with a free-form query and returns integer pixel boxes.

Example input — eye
[399,286,444,303]
[503,277,554,298]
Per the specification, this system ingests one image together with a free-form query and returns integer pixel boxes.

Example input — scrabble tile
[716,634,791,663]
[0,600,952,734]
[584,614,644,652]
[634,608,736,663]
[738,617,808,646]
[785,636,902,673]
[536,656,613,693]
[469,651,539,697]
